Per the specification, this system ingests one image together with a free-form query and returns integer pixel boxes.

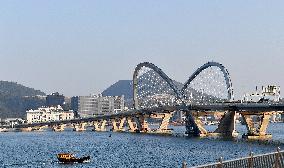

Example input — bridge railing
[191,148,283,168]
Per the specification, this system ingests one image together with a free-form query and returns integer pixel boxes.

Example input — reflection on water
[1,123,284,167]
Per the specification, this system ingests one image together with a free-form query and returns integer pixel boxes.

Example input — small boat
[57,153,90,163]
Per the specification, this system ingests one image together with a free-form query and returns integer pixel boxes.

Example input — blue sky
[1,1,284,98]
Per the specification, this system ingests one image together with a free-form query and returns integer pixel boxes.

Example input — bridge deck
[14,103,284,129]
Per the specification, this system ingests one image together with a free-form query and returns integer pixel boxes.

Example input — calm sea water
[1,123,284,168]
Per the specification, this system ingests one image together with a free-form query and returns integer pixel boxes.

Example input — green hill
[0,81,46,119]
[102,80,133,100]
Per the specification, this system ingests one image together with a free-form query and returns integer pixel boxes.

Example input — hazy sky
[1,1,284,99]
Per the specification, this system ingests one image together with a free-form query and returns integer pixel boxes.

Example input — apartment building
[78,94,124,118]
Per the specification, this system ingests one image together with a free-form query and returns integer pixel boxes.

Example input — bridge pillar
[32,125,47,131]
[73,123,87,132]
[157,113,173,133]
[111,119,119,131]
[52,124,65,132]
[118,117,126,131]
[139,115,150,132]
[213,111,238,138]
[185,111,202,137]
[241,112,273,140]
[127,117,138,132]
[20,127,32,132]
[187,110,238,138]
[133,115,150,133]
[33,125,48,131]
[111,118,126,132]
[194,117,208,137]
[93,120,107,132]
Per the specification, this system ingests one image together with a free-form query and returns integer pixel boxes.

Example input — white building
[243,85,281,102]
[26,105,74,123]
[78,94,125,118]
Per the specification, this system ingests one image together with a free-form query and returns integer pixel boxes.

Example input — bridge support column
[213,111,238,138]
[32,125,47,131]
[185,111,202,137]
[241,112,273,140]
[93,120,107,132]
[73,123,87,132]
[133,115,150,133]
[111,119,119,131]
[139,115,150,133]
[157,113,173,133]
[52,124,65,132]
[127,117,138,132]
[111,118,126,132]
[194,118,208,137]
[118,117,126,131]
[20,127,33,132]
[187,110,238,138]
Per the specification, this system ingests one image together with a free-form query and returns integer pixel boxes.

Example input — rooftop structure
[46,92,65,107]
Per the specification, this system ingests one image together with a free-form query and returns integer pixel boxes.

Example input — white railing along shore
[182,147,283,168]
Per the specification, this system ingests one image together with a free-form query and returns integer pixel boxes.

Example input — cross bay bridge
[15,62,284,140]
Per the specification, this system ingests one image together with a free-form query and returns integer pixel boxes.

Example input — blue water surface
[0,123,284,168]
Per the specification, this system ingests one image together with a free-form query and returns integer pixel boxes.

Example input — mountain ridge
[0,81,46,119]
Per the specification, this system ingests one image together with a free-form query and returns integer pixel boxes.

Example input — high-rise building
[46,92,65,107]
[78,94,125,118]
[71,96,79,117]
